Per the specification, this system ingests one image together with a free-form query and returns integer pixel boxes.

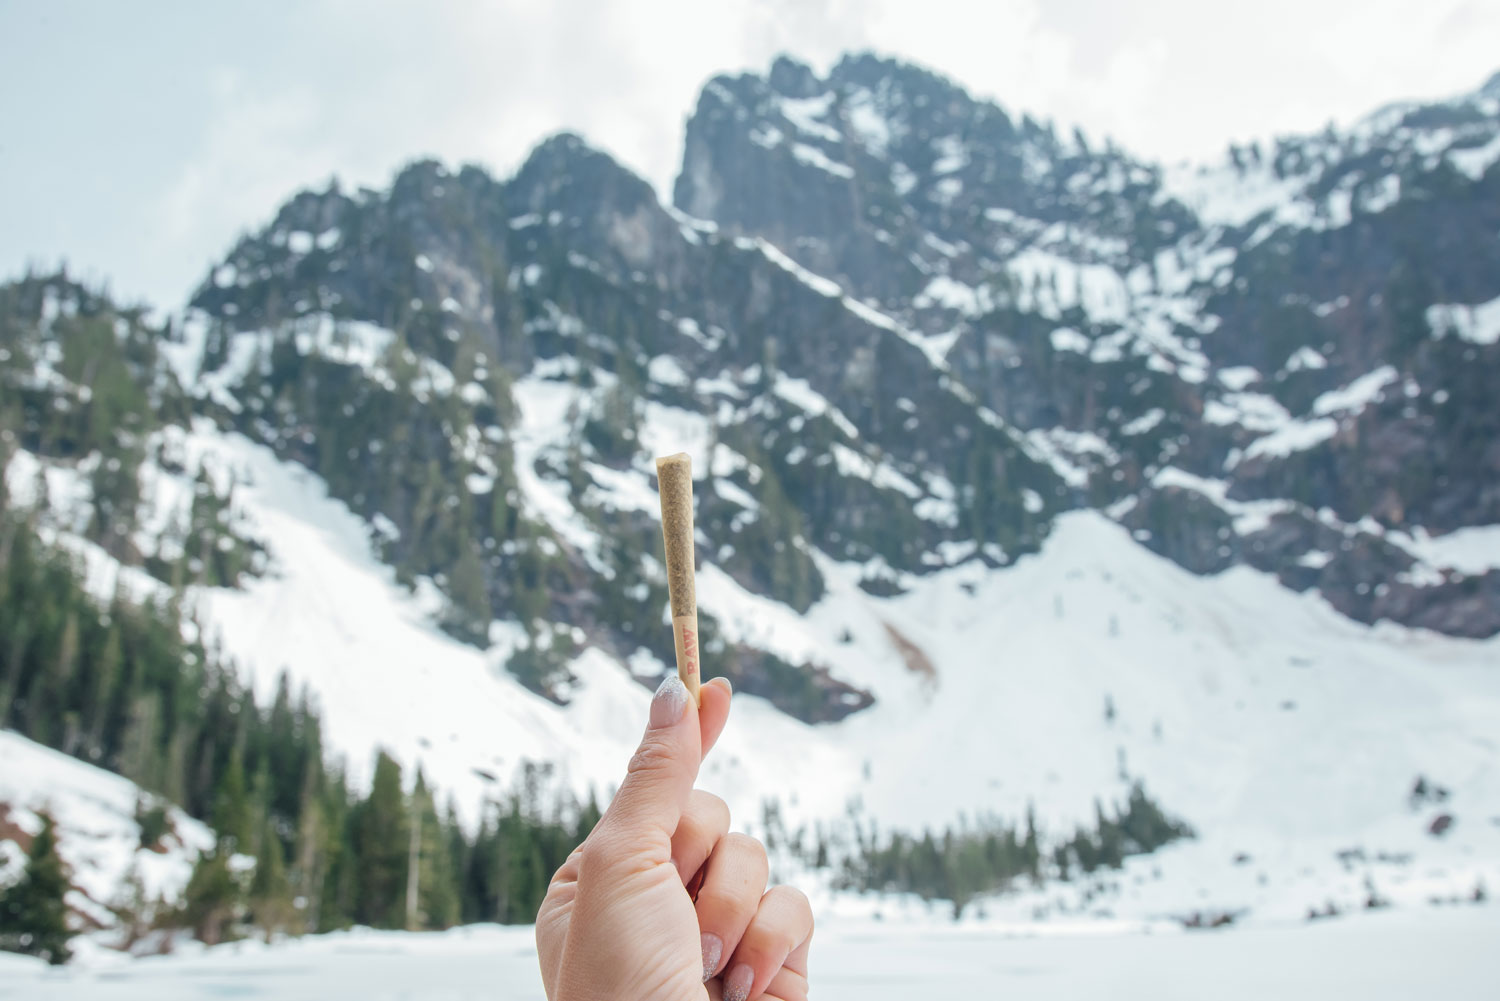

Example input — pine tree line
[174,747,600,947]
[0,494,597,956]
[758,784,1191,919]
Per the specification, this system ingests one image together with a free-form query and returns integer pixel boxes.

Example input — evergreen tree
[249,817,295,943]
[349,751,409,928]
[0,812,74,964]
[290,774,328,933]
[1095,798,1125,870]
[444,543,491,643]
[1021,804,1041,881]
[178,849,241,945]
[412,779,460,930]
[134,796,170,849]
[212,748,251,852]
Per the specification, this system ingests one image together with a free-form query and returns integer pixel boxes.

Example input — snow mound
[0,731,214,928]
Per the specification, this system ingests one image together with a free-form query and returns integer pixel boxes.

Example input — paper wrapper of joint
[655,452,701,703]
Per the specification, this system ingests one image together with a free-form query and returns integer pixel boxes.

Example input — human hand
[536,675,812,1001]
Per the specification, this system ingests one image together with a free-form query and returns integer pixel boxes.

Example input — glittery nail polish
[700,932,723,982]
[723,962,754,1001]
[650,675,688,728]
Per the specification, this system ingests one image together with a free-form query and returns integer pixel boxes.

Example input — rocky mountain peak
[672,53,1500,638]
[510,133,655,218]
[766,54,821,97]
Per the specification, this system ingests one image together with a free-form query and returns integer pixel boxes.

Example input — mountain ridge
[670,52,1500,636]
[8,55,1499,726]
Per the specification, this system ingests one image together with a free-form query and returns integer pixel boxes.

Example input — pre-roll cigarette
[655,452,701,702]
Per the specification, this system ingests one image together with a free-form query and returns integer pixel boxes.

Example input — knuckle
[625,735,675,780]
[722,831,768,866]
[672,812,706,846]
[695,790,729,819]
[679,792,730,844]
[577,827,625,873]
[771,969,810,1001]
[761,886,813,951]
[575,837,608,876]
[707,796,731,828]
[770,883,812,916]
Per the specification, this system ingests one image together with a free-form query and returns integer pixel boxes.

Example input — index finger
[598,675,733,839]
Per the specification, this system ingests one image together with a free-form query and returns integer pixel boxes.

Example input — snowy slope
[93,416,1500,924]
[0,731,214,931]
[156,419,840,831]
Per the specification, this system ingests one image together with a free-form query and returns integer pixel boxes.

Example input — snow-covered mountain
[4,53,1500,931]
[677,55,1500,636]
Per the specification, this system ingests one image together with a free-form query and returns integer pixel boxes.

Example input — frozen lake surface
[3,906,1494,1000]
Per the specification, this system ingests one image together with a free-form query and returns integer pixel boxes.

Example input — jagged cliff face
[676,55,1194,307]
[158,55,1500,728]
[675,55,1500,637]
[182,127,1069,721]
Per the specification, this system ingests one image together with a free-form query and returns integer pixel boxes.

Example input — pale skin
[536,676,813,1001]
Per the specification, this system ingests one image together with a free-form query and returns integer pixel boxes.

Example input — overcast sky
[2,0,1496,309]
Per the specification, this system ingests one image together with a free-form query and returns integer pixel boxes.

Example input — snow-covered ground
[2,905,1494,1000]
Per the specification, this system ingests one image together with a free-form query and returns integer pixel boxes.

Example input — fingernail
[650,675,688,728]
[699,932,723,982]
[724,963,754,1001]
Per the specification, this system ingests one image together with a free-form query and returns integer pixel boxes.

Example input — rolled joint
[655,452,697,619]
[656,452,700,700]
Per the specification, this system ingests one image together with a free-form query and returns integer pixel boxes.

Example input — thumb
[600,675,701,840]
